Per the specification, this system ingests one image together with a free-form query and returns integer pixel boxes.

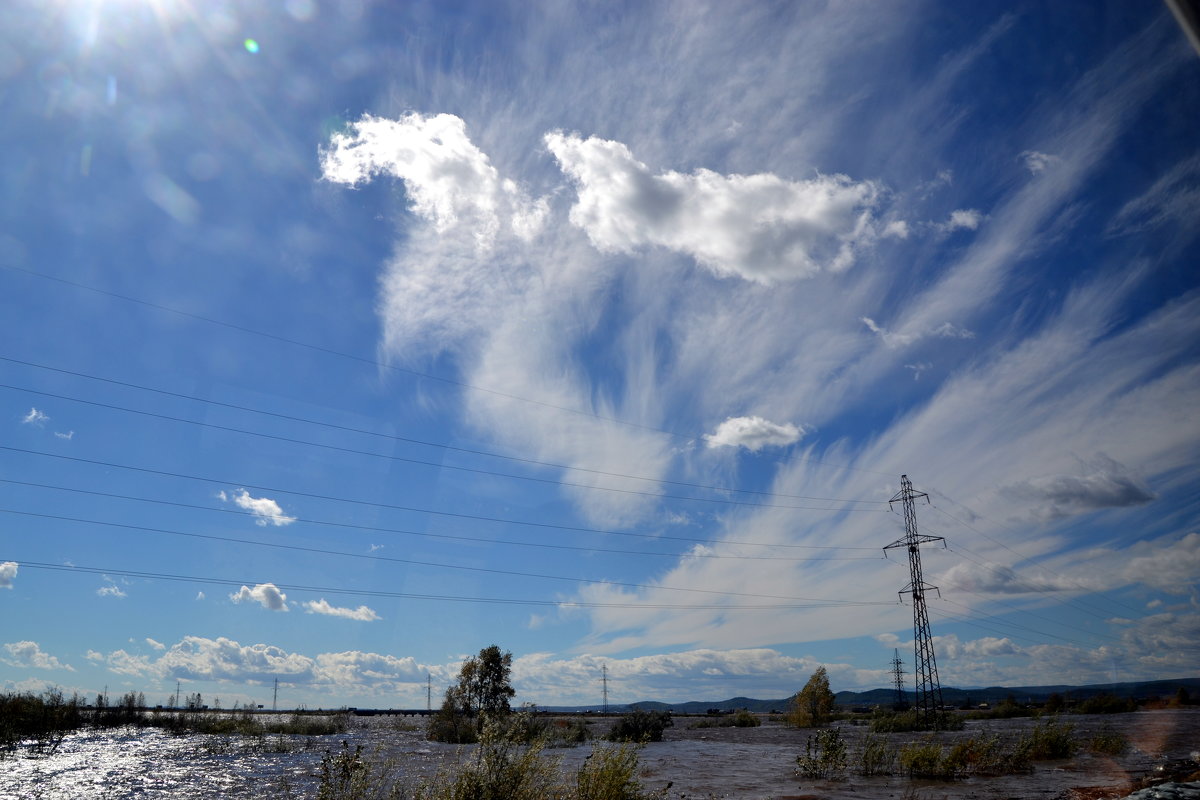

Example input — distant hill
[539,676,1200,713]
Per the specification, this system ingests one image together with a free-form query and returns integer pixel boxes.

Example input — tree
[429,645,516,743]
[789,666,836,727]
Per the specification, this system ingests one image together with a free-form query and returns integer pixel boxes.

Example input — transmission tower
[883,474,946,725]
[890,648,908,711]
[427,674,432,712]
[601,664,609,714]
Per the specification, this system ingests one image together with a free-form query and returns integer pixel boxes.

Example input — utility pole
[427,674,432,713]
[273,678,279,712]
[175,679,181,709]
[601,664,609,714]
[890,649,908,711]
[884,474,946,726]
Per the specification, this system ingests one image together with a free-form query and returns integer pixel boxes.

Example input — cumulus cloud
[1020,150,1059,174]
[1003,457,1156,522]
[302,598,381,621]
[941,208,983,232]
[0,561,15,589]
[1122,533,1200,595]
[882,220,910,239]
[146,638,166,651]
[545,132,881,283]
[703,416,805,452]
[97,583,127,598]
[219,489,296,527]
[229,583,289,611]
[941,561,1093,595]
[320,112,546,248]
[3,641,74,671]
[21,407,48,426]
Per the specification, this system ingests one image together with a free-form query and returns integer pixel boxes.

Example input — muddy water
[1,709,1196,799]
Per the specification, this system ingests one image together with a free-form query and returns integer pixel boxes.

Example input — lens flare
[243,38,259,53]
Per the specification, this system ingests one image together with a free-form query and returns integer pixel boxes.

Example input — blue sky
[1,0,1198,709]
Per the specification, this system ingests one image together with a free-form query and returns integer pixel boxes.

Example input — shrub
[898,740,948,779]
[870,709,962,732]
[607,710,672,743]
[1020,718,1075,760]
[795,727,847,780]
[575,743,667,800]
[1088,727,1129,756]
[1077,693,1136,714]
[856,733,896,776]
[689,709,760,729]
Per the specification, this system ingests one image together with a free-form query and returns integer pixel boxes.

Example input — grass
[869,709,963,732]
[1088,727,1129,756]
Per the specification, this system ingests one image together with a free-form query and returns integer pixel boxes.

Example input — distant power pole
[427,674,432,712]
[890,649,908,710]
[273,678,279,712]
[601,664,609,714]
[884,474,946,726]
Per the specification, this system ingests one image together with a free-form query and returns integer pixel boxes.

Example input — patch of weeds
[870,709,962,732]
[1088,727,1129,756]
[857,732,896,776]
[689,710,760,729]
[607,710,673,743]
[898,739,951,779]
[576,743,669,800]
[795,727,847,780]
[1020,717,1076,760]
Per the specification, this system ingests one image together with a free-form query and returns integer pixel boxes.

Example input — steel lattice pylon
[890,648,908,711]
[884,475,946,725]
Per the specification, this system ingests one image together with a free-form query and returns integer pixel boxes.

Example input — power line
[0,265,899,479]
[5,560,896,610]
[0,355,891,507]
[0,507,893,605]
[0,382,888,513]
[0,478,882,562]
[1,446,883,551]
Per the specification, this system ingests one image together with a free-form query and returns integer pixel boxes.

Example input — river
[1,709,1197,798]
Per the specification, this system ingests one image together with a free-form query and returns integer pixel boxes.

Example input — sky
[1,0,1198,710]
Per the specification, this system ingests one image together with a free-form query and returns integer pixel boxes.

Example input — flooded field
[1,709,1197,799]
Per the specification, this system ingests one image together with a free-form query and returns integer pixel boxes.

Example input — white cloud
[195,591,206,601]
[302,598,381,621]
[1109,155,1200,237]
[54,430,74,440]
[1122,533,1200,595]
[3,641,74,671]
[939,208,982,232]
[21,407,48,426]
[320,112,546,248]
[146,638,166,651]
[220,489,296,527]
[703,416,805,452]
[97,577,127,598]
[1019,150,1059,174]
[545,131,881,283]
[862,318,972,348]
[882,220,910,239]
[229,583,289,611]
[0,561,15,589]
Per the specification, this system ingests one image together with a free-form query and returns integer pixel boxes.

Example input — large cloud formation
[546,132,880,282]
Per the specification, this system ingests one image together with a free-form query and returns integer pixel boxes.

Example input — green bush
[870,709,962,732]
[1088,727,1129,756]
[606,710,672,743]
[689,710,760,729]
[1019,718,1075,760]
[856,732,896,776]
[795,728,847,779]
[575,743,666,800]
[1077,693,1136,714]
[898,740,948,778]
